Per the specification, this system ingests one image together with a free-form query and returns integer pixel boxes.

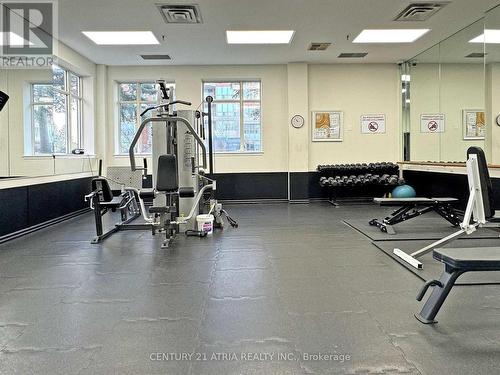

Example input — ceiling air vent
[141,54,172,60]
[308,42,331,51]
[394,2,449,21]
[465,52,486,58]
[158,4,202,24]
[338,52,368,58]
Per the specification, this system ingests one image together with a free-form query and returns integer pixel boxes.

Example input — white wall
[2,41,99,178]
[4,61,406,180]
[106,65,289,173]
[308,64,401,169]
[104,63,403,174]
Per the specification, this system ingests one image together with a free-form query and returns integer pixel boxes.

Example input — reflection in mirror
[403,18,486,163]
[485,5,500,164]
[439,19,485,162]
[406,43,441,162]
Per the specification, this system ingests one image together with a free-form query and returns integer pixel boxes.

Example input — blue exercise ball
[392,185,416,198]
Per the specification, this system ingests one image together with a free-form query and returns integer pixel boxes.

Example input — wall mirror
[402,18,486,163]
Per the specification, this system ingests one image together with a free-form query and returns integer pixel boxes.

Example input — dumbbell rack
[317,162,405,206]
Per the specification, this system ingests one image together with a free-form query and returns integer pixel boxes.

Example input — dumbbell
[319,177,327,187]
[353,176,363,185]
[387,175,398,185]
[398,177,406,185]
[379,174,390,184]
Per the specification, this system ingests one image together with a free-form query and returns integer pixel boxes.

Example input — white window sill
[114,154,151,158]
[114,152,264,157]
[23,154,97,159]
[214,152,264,156]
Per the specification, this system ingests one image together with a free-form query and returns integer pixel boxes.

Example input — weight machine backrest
[91,177,114,203]
[156,154,179,193]
[467,147,495,219]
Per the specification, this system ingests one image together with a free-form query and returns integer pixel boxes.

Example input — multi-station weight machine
[86,80,237,248]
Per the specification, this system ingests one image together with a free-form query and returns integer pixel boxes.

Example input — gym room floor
[1,202,500,375]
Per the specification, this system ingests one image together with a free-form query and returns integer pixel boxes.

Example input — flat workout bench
[370,197,462,234]
[415,247,500,324]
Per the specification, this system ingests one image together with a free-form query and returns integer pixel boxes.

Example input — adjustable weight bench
[392,147,500,270]
[415,247,500,324]
[370,197,462,234]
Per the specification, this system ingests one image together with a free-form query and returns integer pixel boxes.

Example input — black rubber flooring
[1,202,500,374]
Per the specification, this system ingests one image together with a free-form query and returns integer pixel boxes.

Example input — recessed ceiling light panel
[82,31,160,45]
[353,29,430,43]
[469,30,500,44]
[0,31,32,46]
[226,30,295,44]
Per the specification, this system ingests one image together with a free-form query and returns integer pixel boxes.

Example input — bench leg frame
[415,266,464,324]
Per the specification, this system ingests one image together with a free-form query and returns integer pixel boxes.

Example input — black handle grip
[416,280,443,301]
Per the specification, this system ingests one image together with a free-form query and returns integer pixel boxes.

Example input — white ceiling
[57,0,500,65]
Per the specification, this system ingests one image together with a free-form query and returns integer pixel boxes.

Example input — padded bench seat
[374,197,458,206]
[139,189,155,199]
[100,196,126,208]
[140,187,195,199]
[415,247,500,324]
[434,247,500,270]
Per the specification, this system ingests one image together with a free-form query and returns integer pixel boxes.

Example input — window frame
[116,81,160,155]
[29,67,84,155]
[202,80,263,154]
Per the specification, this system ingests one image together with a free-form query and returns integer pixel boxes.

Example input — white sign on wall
[420,114,445,133]
[361,114,386,134]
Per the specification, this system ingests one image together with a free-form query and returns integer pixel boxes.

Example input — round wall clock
[496,114,500,126]
[291,114,305,128]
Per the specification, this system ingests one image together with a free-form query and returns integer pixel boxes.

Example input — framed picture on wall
[463,109,485,140]
[311,111,343,142]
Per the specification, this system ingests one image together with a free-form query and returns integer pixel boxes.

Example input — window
[30,66,83,155]
[118,82,159,154]
[203,81,262,152]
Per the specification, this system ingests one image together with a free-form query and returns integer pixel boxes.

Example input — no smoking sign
[361,115,386,134]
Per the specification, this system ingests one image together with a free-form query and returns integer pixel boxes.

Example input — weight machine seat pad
[179,187,196,198]
[149,206,172,214]
[156,155,179,192]
[99,196,124,208]
[139,189,155,199]
[433,247,500,270]
[374,197,458,206]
